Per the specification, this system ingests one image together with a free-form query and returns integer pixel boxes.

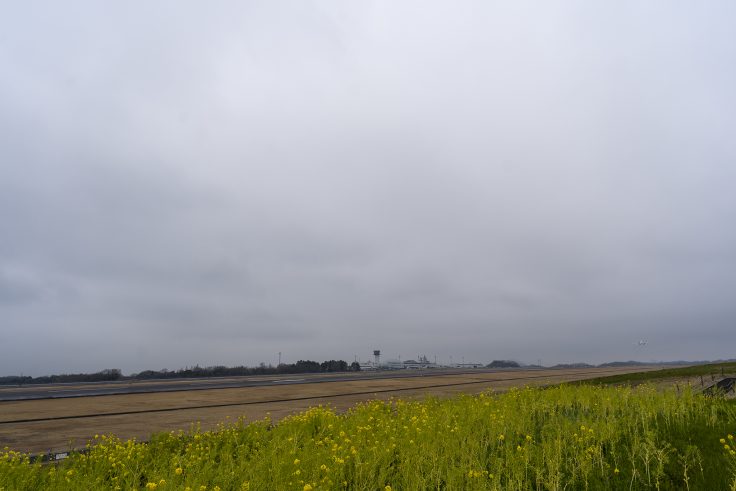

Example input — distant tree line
[0,368,122,386]
[133,360,354,380]
[486,360,521,368]
[0,361,358,385]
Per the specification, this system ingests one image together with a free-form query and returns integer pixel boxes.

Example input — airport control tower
[373,350,381,367]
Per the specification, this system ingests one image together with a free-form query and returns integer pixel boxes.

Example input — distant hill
[597,361,648,367]
[486,360,521,368]
[552,363,595,369]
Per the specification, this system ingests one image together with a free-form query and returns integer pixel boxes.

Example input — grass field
[2,382,735,490]
[570,362,736,387]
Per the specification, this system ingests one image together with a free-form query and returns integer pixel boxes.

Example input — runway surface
[0,366,665,454]
[0,368,531,401]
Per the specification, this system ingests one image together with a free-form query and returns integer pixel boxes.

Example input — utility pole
[278,352,281,366]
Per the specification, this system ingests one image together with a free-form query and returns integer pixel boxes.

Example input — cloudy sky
[1,2,735,376]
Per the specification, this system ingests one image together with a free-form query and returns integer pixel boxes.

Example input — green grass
[570,362,736,386]
[1,385,735,490]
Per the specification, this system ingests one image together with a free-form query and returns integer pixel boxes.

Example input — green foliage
[572,362,736,386]
[1,385,735,490]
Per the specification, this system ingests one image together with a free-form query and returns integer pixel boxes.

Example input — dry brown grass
[0,366,659,454]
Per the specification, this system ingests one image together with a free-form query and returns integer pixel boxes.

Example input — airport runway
[0,365,665,454]
[0,368,520,401]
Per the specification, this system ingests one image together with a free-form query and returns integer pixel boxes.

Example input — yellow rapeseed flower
[175,467,183,475]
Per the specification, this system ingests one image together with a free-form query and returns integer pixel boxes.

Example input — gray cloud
[1,1,736,375]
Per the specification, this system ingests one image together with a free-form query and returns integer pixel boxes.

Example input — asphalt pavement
[0,368,508,401]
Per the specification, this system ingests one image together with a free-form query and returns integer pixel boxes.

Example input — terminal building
[359,351,481,370]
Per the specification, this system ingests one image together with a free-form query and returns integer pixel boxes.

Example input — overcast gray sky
[1,2,735,376]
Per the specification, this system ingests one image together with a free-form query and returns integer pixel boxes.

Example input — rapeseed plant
[1,385,734,489]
